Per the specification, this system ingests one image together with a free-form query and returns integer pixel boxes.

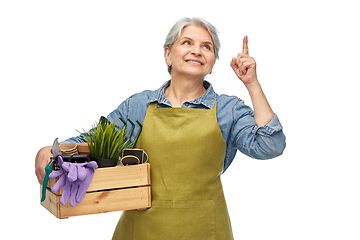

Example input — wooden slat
[60,186,151,218]
[88,163,150,191]
[41,186,151,218]
[48,163,150,194]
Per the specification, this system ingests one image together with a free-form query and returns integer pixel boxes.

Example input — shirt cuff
[252,114,283,136]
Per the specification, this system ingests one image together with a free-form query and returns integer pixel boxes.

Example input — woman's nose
[191,45,202,56]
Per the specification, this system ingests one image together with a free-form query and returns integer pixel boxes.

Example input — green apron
[112,101,233,240]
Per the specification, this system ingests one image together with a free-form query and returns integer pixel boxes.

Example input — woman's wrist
[244,78,261,93]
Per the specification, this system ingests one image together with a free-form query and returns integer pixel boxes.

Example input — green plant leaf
[77,116,137,160]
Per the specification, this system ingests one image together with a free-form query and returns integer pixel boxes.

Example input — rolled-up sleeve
[231,100,286,160]
[250,114,286,159]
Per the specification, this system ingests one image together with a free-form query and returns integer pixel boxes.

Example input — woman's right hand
[35,146,53,184]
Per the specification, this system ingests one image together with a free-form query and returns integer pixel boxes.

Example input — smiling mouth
[186,60,203,66]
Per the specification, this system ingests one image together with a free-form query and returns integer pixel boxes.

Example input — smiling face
[165,25,216,80]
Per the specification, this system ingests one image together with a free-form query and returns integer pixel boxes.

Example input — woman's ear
[165,47,171,66]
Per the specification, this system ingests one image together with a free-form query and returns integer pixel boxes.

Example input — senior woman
[35,17,286,239]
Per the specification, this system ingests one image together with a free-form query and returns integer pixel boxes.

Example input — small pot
[89,156,118,168]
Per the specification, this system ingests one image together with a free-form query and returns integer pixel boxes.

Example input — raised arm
[230,36,274,127]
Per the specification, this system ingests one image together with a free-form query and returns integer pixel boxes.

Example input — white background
[1,0,359,239]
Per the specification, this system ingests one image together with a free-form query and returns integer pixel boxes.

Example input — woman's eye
[183,41,191,45]
[203,45,210,50]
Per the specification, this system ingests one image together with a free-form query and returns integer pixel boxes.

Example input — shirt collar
[148,80,216,109]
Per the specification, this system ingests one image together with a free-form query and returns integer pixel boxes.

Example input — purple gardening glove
[49,157,98,207]
[49,156,66,193]
[62,161,98,207]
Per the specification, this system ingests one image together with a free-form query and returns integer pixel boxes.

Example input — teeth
[187,60,201,65]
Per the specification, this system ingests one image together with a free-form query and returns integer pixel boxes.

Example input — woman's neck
[164,77,206,107]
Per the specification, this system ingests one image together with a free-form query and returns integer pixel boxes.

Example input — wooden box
[40,143,151,219]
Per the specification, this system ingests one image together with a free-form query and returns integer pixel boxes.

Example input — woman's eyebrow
[203,41,213,46]
[180,36,193,41]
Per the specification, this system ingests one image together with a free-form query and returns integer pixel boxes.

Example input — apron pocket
[134,200,215,240]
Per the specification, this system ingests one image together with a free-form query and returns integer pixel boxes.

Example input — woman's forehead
[180,25,213,43]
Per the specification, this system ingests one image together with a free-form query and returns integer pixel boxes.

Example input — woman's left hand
[230,36,258,85]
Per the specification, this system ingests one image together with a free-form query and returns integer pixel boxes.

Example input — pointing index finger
[242,35,249,55]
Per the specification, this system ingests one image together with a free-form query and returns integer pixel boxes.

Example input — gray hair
[164,17,220,74]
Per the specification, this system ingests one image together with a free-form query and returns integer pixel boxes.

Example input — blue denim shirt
[65,80,286,172]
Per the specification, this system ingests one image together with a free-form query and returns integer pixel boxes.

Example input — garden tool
[41,138,62,202]
[41,138,91,202]
[118,117,143,149]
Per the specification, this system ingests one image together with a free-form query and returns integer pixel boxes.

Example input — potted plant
[77,116,142,168]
